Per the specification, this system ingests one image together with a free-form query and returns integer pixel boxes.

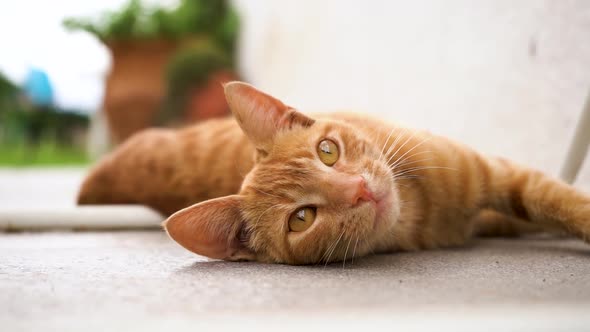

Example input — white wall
[233,0,590,191]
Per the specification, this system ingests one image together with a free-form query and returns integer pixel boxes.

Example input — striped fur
[79,82,590,264]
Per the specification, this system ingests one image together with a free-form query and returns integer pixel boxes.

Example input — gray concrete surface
[1,231,590,331]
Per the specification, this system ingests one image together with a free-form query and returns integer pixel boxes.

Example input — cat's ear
[163,195,255,261]
[224,81,315,152]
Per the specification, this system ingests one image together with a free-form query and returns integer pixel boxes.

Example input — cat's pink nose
[352,177,375,206]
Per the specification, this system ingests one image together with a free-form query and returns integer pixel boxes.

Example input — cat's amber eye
[317,139,339,166]
[288,207,316,232]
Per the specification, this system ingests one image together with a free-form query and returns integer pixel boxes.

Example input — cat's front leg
[483,157,590,241]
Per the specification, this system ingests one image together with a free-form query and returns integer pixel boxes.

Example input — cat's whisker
[388,150,433,169]
[389,156,433,171]
[342,235,353,269]
[378,128,402,167]
[320,229,343,263]
[395,175,439,185]
[393,166,458,179]
[331,231,347,262]
[395,164,457,173]
[351,235,360,265]
[388,137,432,169]
[385,129,415,167]
[381,128,407,165]
[394,173,448,184]
[391,161,433,175]
[379,128,397,162]
[394,173,439,181]
[387,136,430,168]
[323,230,345,267]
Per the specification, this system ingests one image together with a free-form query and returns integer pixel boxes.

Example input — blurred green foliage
[0,73,90,166]
[0,141,88,166]
[0,72,18,94]
[0,72,20,115]
[1,109,88,143]
[63,0,239,57]
[0,110,90,166]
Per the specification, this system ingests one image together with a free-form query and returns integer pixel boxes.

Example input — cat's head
[164,82,400,264]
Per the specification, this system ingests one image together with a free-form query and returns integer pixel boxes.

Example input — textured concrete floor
[1,231,590,331]
[1,170,590,331]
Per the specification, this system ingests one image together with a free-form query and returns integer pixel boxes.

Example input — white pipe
[0,205,164,231]
[560,91,590,183]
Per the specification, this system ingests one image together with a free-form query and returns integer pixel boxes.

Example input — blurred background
[0,0,589,204]
[2,3,590,330]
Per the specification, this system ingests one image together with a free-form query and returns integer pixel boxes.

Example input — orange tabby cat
[78,82,590,264]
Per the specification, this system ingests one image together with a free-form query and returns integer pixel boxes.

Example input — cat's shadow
[175,258,373,273]
[174,238,590,275]
[174,255,388,276]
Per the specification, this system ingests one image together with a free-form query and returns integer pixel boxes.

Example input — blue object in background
[23,67,54,107]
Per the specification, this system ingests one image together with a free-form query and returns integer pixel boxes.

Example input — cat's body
[79,82,590,264]
[79,117,254,216]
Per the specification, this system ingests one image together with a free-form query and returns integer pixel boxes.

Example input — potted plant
[63,0,239,143]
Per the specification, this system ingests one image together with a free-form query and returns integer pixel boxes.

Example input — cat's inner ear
[224,81,315,152]
[163,195,255,261]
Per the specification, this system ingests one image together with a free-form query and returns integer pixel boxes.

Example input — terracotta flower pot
[102,39,191,143]
[183,70,236,123]
[101,39,237,144]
